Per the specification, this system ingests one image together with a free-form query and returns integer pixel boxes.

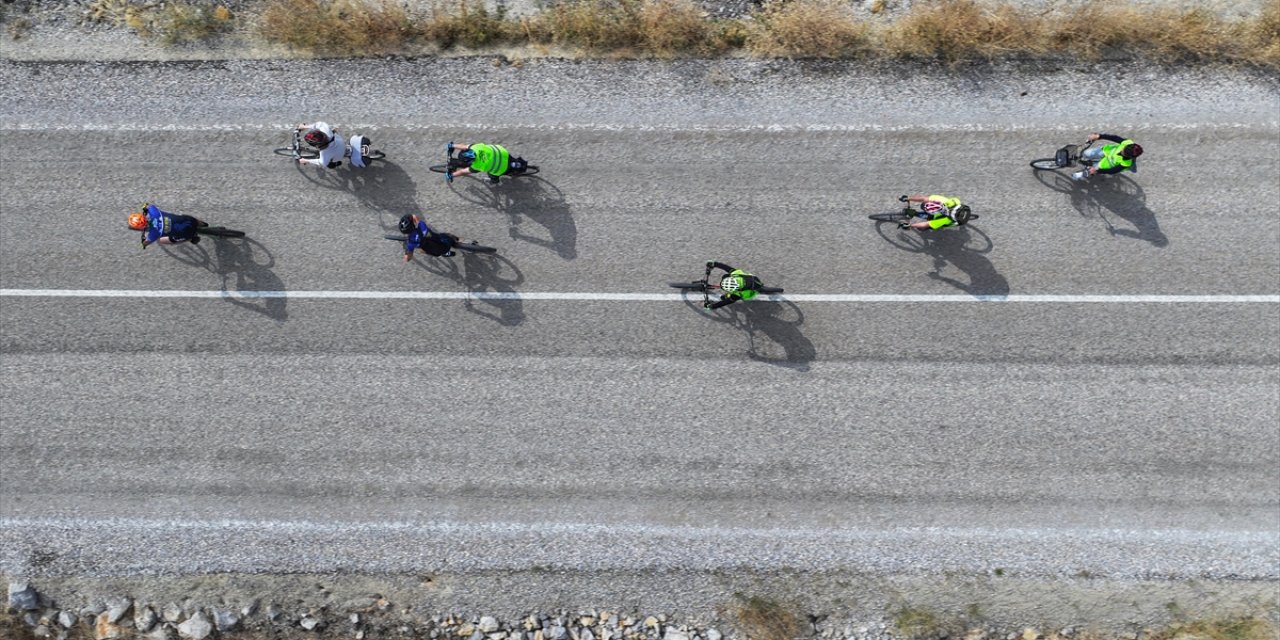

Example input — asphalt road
[0,58,1278,610]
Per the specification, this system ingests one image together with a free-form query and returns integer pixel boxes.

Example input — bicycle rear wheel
[1030,158,1062,170]
[669,281,708,291]
[428,164,451,174]
[384,235,408,242]
[365,150,386,160]
[456,241,497,254]
[517,165,540,176]
[197,226,246,238]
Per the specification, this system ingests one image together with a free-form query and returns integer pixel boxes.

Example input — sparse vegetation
[731,594,803,640]
[86,0,236,43]
[258,0,416,54]
[745,0,870,58]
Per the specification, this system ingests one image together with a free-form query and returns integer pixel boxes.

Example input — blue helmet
[458,149,476,162]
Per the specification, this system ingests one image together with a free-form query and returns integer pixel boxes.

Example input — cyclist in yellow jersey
[1072,132,1143,181]
[899,194,972,230]
[449,142,530,184]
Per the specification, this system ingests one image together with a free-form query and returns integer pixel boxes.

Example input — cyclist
[898,194,972,230]
[1072,132,1143,181]
[448,142,529,184]
[399,214,458,261]
[128,203,208,248]
[705,261,765,310]
[295,121,346,168]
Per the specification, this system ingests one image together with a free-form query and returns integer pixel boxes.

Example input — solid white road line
[2,289,1278,303]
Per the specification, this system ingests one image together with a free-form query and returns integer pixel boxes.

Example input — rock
[472,632,486,640]
[135,606,158,633]
[58,610,78,628]
[490,633,509,640]
[144,626,176,640]
[707,630,722,640]
[33,624,51,638]
[301,615,323,631]
[1022,629,1040,640]
[162,604,183,623]
[548,626,568,640]
[644,618,660,630]
[242,600,260,618]
[351,613,361,624]
[95,612,125,640]
[525,616,539,631]
[583,629,596,640]
[1060,629,1075,638]
[8,581,40,610]
[25,611,42,626]
[177,612,213,640]
[266,605,284,622]
[481,616,501,633]
[581,617,597,627]
[104,598,132,624]
[213,609,240,632]
[460,624,478,637]
[535,630,545,640]
[664,630,690,640]
[1120,634,1138,640]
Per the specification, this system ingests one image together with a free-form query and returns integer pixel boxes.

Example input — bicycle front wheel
[197,226,246,238]
[758,287,784,294]
[669,281,708,291]
[428,164,450,174]
[869,211,912,222]
[384,235,408,242]
[365,150,386,160]
[456,241,497,254]
[518,165,540,176]
[1030,158,1061,170]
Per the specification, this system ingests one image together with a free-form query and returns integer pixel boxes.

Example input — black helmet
[949,204,972,225]
[1122,143,1143,159]
[398,214,415,234]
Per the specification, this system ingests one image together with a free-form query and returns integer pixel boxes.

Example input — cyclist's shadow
[1034,171,1168,247]
[449,175,578,260]
[874,223,1010,296]
[160,237,287,320]
[685,295,815,370]
[294,159,423,214]
[411,252,526,327]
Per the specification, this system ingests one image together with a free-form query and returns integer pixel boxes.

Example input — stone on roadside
[162,603,183,623]
[58,610,78,629]
[664,629,690,640]
[548,625,568,640]
[177,612,213,640]
[145,625,177,640]
[480,616,501,633]
[644,618,660,630]
[8,581,40,611]
[1022,629,1040,640]
[135,605,158,633]
[706,630,722,640]
[582,628,596,640]
[300,614,323,631]
[95,612,125,640]
[104,598,132,624]
[213,608,240,632]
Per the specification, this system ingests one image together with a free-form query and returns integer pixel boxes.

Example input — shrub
[731,595,803,640]
[884,0,1045,62]
[258,0,417,55]
[422,0,511,49]
[745,0,870,58]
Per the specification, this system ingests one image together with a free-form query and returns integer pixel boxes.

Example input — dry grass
[86,0,236,43]
[422,0,511,49]
[730,594,803,640]
[1152,617,1279,640]
[1049,1,1235,62]
[745,0,870,58]
[258,0,417,54]
[883,0,1045,61]
[1245,0,1280,65]
[520,0,711,56]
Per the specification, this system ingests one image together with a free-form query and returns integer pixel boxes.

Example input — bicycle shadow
[159,236,287,320]
[873,223,1010,296]
[409,251,527,327]
[1033,170,1168,247]
[447,175,578,260]
[734,300,815,371]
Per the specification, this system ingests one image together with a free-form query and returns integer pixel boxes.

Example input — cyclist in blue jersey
[127,203,208,248]
[399,214,459,261]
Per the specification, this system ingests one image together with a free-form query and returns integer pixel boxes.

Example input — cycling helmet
[922,200,947,215]
[458,149,477,162]
[720,275,741,292]
[949,204,972,225]
[304,129,331,148]
[127,212,148,230]
[1121,143,1143,159]
[398,214,415,235]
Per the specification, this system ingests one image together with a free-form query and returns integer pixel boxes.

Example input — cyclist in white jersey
[295,121,346,168]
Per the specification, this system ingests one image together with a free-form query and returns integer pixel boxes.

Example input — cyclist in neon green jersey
[899,194,972,230]
[449,142,530,184]
[705,261,765,310]
[1072,132,1143,181]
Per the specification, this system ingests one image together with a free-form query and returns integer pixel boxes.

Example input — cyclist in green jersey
[449,142,530,184]
[1072,132,1143,181]
[705,261,765,310]
[899,194,972,230]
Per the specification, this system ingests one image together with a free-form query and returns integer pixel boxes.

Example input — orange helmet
[128,212,148,230]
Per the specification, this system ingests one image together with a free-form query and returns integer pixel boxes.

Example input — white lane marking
[3,289,1278,303]
[0,121,1276,133]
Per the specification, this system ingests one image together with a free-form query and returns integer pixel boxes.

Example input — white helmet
[719,275,741,292]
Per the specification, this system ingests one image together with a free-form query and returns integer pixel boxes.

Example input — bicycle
[429,143,540,183]
[868,195,980,225]
[131,223,246,245]
[272,129,385,165]
[1030,140,1095,171]
[668,264,783,308]
[383,234,498,255]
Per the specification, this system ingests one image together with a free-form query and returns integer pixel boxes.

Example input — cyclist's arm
[708,295,737,310]
[707,261,735,273]
[1094,133,1125,144]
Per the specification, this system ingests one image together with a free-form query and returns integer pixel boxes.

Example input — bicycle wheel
[1030,158,1062,170]
[384,235,408,242]
[869,211,912,222]
[428,164,450,174]
[365,150,386,160]
[197,226,246,238]
[518,165,540,176]
[456,241,497,254]
[758,286,784,294]
[669,281,708,291]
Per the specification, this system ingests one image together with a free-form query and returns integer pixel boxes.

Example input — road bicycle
[272,129,386,166]
[383,234,498,255]
[429,143,540,183]
[669,264,783,307]
[131,222,246,246]
[1030,140,1096,171]
[868,196,980,225]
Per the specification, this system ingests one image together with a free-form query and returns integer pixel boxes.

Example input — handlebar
[898,194,909,202]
